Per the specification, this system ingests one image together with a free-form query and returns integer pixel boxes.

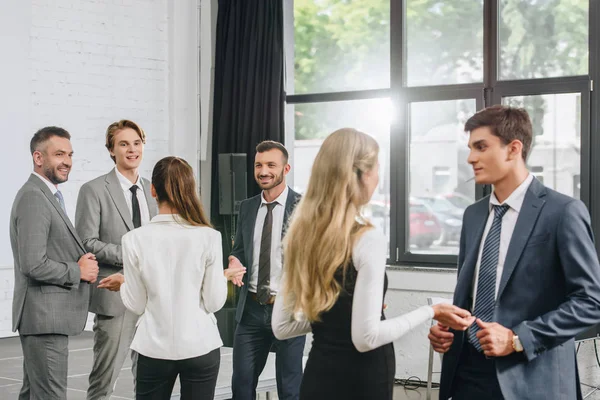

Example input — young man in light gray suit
[75,120,157,400]
[11,126,99,400]
[428,106,600,400]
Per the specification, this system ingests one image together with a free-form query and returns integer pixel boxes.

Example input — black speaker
[218,153,247,215]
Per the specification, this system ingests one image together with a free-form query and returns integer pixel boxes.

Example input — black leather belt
[249,292,276,305]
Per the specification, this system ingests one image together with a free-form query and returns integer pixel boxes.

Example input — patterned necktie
[54,190,66,213]
[468,204,511,351]
[257,202,277,304]
[129,185,142,228]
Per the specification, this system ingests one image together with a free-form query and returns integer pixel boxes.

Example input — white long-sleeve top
[120,214,227,360]
[272,228,434,352]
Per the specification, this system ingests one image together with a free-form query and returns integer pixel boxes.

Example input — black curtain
[210,0,285,222]
[209,1,285,342]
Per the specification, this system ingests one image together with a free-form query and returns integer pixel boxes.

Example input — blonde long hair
[282,128,379,322]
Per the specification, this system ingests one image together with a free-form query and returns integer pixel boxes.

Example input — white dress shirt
[120,214,228,360]
[33,172,67,216]
[272,228,435,352]
[471,173,534,306]
[115,168,150,226]
[249,186,289,295]
[33,171,58,195]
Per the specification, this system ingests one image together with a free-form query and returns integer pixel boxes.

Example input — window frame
[285,0,598,267]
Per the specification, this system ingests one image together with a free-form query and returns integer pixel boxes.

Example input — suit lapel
[282,189,300,238]
[246,195,261,268]
[29,174,86,253]
[141,178,158,218]
[497,180,546,299]
[106,169,134,231]
[454,200,489,308]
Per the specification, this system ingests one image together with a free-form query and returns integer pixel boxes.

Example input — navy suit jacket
[231,187,301,323]
[440,178,600,400]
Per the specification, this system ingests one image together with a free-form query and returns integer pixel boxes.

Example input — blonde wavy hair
[282,128,379,322]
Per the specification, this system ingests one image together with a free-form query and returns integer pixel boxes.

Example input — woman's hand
[431,303,475,331]
[224,256,246,287]
[97,273,125,292]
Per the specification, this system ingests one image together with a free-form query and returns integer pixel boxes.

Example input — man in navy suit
[226,141,305,400]
[429,105,600,400]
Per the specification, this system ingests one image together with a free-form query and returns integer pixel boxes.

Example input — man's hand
[225,256,246,287]
[475,319,514,357]
[78,253,99,283]
[428,323,454,354]
[97,273,125,292]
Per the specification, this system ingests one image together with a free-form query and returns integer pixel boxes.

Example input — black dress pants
[136,348,220,399]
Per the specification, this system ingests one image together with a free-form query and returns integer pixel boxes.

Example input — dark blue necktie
[468,204,511,351]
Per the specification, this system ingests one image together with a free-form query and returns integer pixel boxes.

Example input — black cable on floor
[394,376,440,390]
[594,340,600,368]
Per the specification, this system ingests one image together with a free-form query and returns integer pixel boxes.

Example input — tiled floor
[1,332,600,399]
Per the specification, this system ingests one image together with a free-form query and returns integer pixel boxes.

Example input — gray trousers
[19,334,69,400]
[86,310,138,400]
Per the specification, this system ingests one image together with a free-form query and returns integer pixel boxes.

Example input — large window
[285,0,597,267]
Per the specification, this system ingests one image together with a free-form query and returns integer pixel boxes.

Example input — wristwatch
[512,335,524,352]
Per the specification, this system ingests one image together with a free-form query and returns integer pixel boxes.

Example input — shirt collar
[150,214,178,223]
[150,214,195,226]
[115,167,142,192]
[261,185,289,207]
[32,172,58,195]
[489,173,534,213]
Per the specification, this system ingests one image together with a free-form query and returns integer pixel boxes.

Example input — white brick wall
[0,0,190,337]
[0,268,15,338]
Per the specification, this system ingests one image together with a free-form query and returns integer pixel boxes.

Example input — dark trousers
[231,294,305,400]
[451,343,504,400]
[136,348,220,400]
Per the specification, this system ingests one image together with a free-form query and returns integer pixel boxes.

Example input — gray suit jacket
[440,178,600,400]
[11,174,89,335]
[231,188,301,323]
[75,168,157,317]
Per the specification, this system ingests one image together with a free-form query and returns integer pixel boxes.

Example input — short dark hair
[464,105,533,161]
[30,126,71,154]
[256,140,289,163]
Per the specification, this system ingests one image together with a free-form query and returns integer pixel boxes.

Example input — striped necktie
[468,204,510,351]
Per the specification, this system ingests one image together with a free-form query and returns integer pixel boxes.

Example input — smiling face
[33,136,73,185]
[254,149,290,191]
[109,127,144,172]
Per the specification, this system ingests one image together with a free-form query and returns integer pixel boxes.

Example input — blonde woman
[272,128,474,399]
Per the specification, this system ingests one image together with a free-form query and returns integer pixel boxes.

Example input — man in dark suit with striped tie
[225,141,305,400]
[428,105,600,400]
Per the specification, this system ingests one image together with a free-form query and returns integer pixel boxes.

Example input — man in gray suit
[428,105,600,400]
[11,126,99,400]
[75,120,157,400]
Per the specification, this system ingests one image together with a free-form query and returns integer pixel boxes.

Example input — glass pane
[405,0,484,87]
[289,98,392,256]
[409,99,477,255]
[293,0,390,94]
[503,93,581,198]
[499,0,588,80]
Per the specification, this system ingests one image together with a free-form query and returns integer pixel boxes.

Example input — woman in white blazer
[120,156,227,399]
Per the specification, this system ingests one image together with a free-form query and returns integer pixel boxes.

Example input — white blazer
[120,214,227,360]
